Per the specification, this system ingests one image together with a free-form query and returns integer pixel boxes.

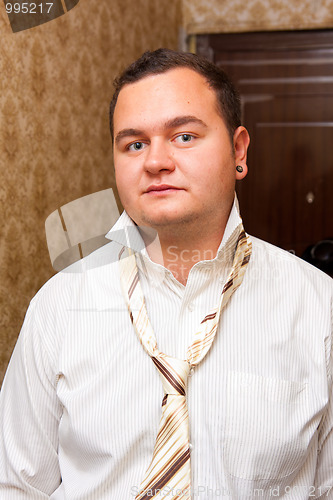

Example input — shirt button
[189,443,193,450]
[188,302,195,311]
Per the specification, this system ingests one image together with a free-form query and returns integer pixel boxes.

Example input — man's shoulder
[16,239,129,366]
[31,239,125,314]
[249,235,333,291]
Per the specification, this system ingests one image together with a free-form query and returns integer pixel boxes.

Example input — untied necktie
[118,226,252,499]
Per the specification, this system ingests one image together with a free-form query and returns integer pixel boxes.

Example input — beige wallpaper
[0,0,182,384]
[183,0,333,34]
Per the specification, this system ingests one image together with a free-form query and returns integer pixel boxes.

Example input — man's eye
[128,142,145,151]
[174,134,194,144]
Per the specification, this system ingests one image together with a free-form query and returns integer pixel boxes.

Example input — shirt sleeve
[314,296,333,499]
[0,299,62,497]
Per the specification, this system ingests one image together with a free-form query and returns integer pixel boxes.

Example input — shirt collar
[215,194,243,260]
[105,193,244,263]
[105,211,147,252]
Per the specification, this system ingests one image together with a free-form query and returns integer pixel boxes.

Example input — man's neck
[139,221,228,286]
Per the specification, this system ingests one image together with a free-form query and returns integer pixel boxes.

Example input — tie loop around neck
[118,223,251,500]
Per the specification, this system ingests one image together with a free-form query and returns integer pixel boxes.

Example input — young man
[0,49,332,499]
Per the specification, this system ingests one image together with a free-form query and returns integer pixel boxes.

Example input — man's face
[113,67,249,232]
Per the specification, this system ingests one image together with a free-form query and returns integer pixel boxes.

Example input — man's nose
[143,139,175,174]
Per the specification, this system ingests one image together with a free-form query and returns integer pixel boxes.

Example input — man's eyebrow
[164,115,208,130]
[115,128,144,146]
[114,116,208,146]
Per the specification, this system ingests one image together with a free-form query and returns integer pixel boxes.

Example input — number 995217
[5,3,53,14]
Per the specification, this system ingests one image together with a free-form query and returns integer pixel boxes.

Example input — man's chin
[140,212,196,229]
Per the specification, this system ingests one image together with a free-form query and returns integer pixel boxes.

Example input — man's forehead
[111,66,231,145]
[113,67,219,129]
[117,67,211,100]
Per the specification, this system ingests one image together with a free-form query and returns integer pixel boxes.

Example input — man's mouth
[145,184,181,193]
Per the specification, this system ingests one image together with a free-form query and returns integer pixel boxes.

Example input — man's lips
[145,184,182,193]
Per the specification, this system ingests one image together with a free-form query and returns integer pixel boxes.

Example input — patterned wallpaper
[0,0,182,383]
[183,0,333,33]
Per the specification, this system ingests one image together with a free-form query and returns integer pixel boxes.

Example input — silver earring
[236,165,243,173]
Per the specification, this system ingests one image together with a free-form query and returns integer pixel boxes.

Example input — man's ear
[233,126,250,180]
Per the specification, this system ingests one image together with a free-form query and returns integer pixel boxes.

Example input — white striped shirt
[0,201,332,499]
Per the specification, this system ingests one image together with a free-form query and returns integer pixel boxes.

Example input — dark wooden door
[197,31,333,257]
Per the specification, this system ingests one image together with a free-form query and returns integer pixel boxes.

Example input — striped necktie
[118,226,252,499]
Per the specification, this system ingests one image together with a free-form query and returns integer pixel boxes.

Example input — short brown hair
[109,48,241,142]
